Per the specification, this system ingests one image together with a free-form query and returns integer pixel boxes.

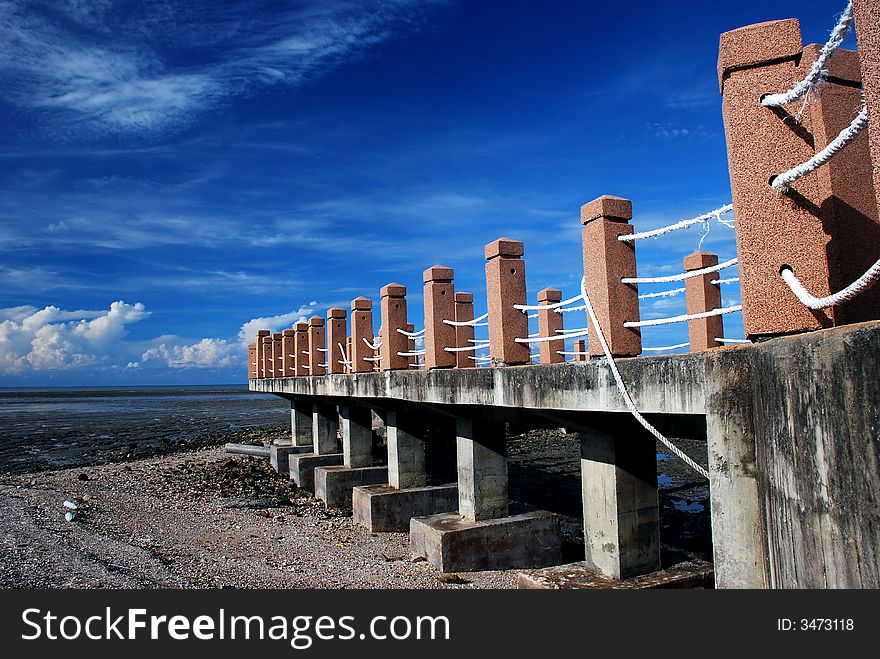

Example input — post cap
[272,332,283,340]
[683,250,720,271]
[282,329,295,336]
[380,282,407,297]
[718,19,801,92]
[352,296,372,311]
[327,307,346,318]
[423,265,454,282]
[294,321,308,331]
[454,292,474,303]
[248,342,255,349]
[262,336,273,343]
[256,329,271,337]
[580,195,633,224]
[484,237,524,259]
[308,315,325,326]
[537,287,563,303]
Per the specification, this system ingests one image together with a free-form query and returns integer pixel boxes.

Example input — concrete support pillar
[719,18,880,337]
[350,297,374,374]
[379,284,410,372]
[485,238,530,366]
[574,339,587,362]
[290,398,313,447]
[312,401,339,455]
[326,307,347,375]
[255,329,270,378]
[453,292,475,368]
[294,321,309,376]
[307,316,326,376]
[271,333,283,378]
[684,251,724,351]
[386,411,426,489]
[423,266,456,370]
[247,343,256,379]
[536,287,565,364]
[281,329,296,377]
[261,335,273,378]
[341,405,373,468]
[581,195,641,358]
[853,0,880,217]
[456,416,508,522]
[581,417,660,579]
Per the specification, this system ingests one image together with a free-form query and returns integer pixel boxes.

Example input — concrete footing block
[270,444,314,473]
[352,483,458,533]
[314,465,388,509]
[409,507,561,572]
[289,453,343,492]
[516,559,714,590]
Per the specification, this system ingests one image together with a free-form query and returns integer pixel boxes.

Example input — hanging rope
[622,258,738,284]
[641,342,690,352]
[443,312,489,327]
[362,337,381,350]
[396,327,425,338]
[639,287,686,300]
[514,293,585,312]
[711,277,739,285]
[624,305,742,328]
[716,338,750,344]
[515,327,590,343]
[618,204,734,242]
[780,258,880,309]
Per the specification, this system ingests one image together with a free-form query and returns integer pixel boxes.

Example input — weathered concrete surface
[517,559,713,589]
[289,453,344,492]
[410,507,561,573]
[290,399,312,447]
[352,483,458,533]
[456,416,508,522]
[705,320,880,588]
[314,465,388,509]
[269,444,313,474]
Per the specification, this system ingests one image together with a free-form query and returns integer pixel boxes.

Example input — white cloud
[237,302,321,348]
[141,338,237,369]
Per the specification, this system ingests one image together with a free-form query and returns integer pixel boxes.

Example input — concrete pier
[270,398,314,473]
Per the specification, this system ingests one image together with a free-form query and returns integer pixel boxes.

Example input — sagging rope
[624,305,742,328]
[515,327,590,343]
[716,338,750,344]
[771,102,868,193]
[780,258,880,309]
[514,293,585,312]
[761,1,853,109]
[622,257,738,284]
[579,278,710,479]
[397,350,426,357]
[711,277,739,285]
[337,343,352,369]
[362,337,381,350]
[397,327,425,338]
[443,312,489,327]
[618,204,734,242]
[444,343,490,353]
[641,342,690,352]
[556,350,588,356]
[556,304,586,313]
[639,287,685,300]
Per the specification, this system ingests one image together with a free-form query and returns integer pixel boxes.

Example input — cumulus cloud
[237,302,321,348]
[141,338,237,369]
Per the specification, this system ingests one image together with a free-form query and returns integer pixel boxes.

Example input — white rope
[555,304,586,313]
[301,350,309,356]
[639,287,685,300]
[618,204,734,242]
[780,258,880,309]
[362,337,381,350]
[317,347,328,352]
[317,362,328,367]
[771,102,868,192]
[396,327,425,338]
[530,353,539,359]
[716,338,750,344]
[469,356,492,362]
[363,356,381,362]
[515,328,590,343]
[444,344,490,353]
[579,278,709,479]
[443,312,489,326]
[468,338,490,343]
[761,1,853,108]
[397,350,426,357]
[337,360,352,367]
[624,305,742,328]
[527,313,538,319]
[623,258,738,284]
[288,354,296,358]
[556,350,587,356]
[556,327,589,335]
[641,342,690,352]
[711,277,739,285]
[513,293,584,312]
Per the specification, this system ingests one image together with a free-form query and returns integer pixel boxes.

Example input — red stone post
[261,335,273,378]
[536,287,565,364]
[308,316,326,376]
[294,321,309,376]
[453,292,475,368]
[272,333,283,378]
[423,265,456,370]
[574,339,587,362]
[326,307,347,375]
[485,238,530,366]
[719,19,880,337]
[379,284,409,371]
[346,336,352,373]
[684,251,724,351]
[581,196,641,358]
[255,329,270,378]
[350,297,374,373]
[854,0,880,218]
[281,329,296,377]
[247,343,256,379]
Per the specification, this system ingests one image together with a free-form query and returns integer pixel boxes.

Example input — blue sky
[0,0,855,385]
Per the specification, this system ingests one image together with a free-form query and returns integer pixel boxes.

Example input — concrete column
[581,195,641,358]
[456,416,508,522]
[290,398,313,447]
[453,292,475,368]
[853,0,880,217]
[423,265,456,369]
[485,238,530,366]
[326,307,347,375]
[580,417,660,579]
[536,287,564,364]
[386,411,426,489]
[294,321,309,376]
[341,404,373,468]
[380,284,409,371]
[281,329,296,377]
[719,19,879,337]
[247,343,256,379]
[684,251,724,351]
[574,339,586,362]
[313,401,339,455]
[261,335,273,378]
[255,329,270,378]
[350,297,374,373]
[307,316,326,376]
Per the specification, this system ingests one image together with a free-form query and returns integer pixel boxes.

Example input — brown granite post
[403,323,418,368]
[423,265,456,370]
[581,196,641,358]
[485,238,530,366]
[684,251,724,351]
[261,335,273,378]
[308,316,326,376]
[247,343,256,379]
[719,19,880,337]
[373,327,382,372]
[574,339,587,362]
[346,336,352,373]
[854,0,880,218]
[255,329,270,378]
[453,292,475,368]
[536,288,565,364]
[350,297,374,373]
[294,321,309,376]
[273,333,284,378]
[281,329,296,377]
[326,307,347,375]
[380,284,409,371]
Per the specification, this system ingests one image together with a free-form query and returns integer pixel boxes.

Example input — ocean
[0,385,290,474]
